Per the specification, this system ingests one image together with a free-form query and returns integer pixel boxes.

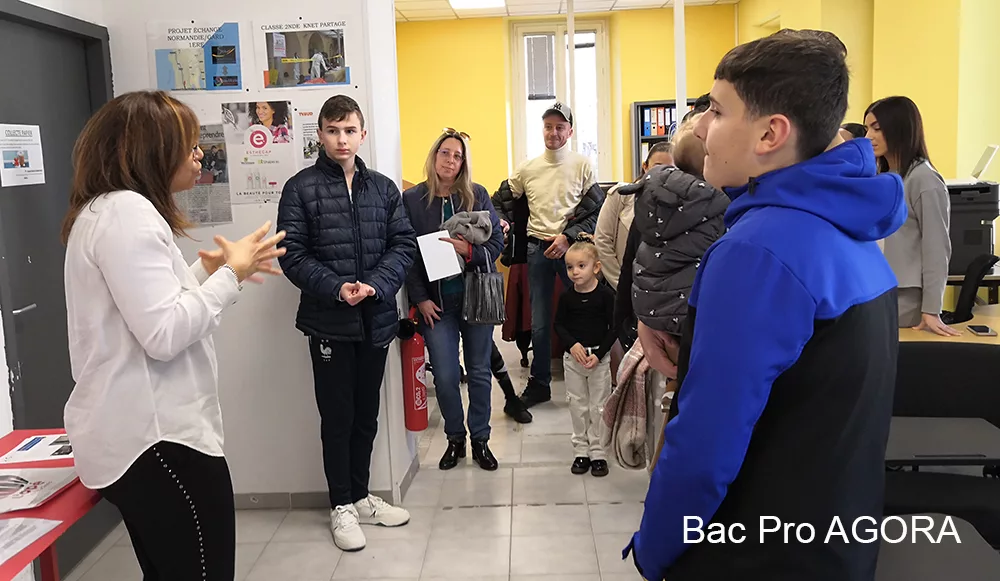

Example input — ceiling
[396,0,738,21]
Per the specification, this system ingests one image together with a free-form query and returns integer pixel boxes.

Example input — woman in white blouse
[61,91,285,580]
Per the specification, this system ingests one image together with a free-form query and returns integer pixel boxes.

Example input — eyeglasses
[442,127,471,141]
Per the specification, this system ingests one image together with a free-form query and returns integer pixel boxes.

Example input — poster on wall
[147,22,242,91]
[297,109,321,167]
[0,124,44,187]
[222,101,296,204]
[176,125,233,227]
[255,20,351,89]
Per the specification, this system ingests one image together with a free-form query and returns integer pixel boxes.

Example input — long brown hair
[61,91,199,243]
[423,131,475,211]
[864,96,931,178]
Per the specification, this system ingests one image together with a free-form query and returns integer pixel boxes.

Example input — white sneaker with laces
[330,504,366,551]
[354,494,410,527]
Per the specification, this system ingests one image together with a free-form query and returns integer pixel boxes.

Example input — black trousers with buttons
[101,441,235,581]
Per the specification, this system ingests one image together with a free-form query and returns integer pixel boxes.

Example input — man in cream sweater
[497,102,605,407]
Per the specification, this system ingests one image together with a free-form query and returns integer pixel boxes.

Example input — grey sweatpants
[898,287,923,327]
[564,353,612,460]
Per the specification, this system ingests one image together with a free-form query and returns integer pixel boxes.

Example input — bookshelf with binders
[630,98,698,179]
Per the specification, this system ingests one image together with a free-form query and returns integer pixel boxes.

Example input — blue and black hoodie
[625,138,907,581]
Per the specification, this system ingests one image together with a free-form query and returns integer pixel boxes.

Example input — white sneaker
[354,494,410,527]
[330,504,366,551]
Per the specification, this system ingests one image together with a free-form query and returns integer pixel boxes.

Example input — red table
[0,430,101,581]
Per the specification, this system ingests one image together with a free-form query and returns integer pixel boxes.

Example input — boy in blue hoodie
[625,30,907,581]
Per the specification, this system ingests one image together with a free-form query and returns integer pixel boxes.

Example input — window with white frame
[511,20,611,179]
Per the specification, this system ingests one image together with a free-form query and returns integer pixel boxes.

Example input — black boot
[504,397,533,424]
[439,439,466,470]
[491,342,532,423]
[471,439,499,471]
[519,378,551,409]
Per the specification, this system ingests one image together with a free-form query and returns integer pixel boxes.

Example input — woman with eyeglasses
[62,91,285,580]
[402,129,505,470]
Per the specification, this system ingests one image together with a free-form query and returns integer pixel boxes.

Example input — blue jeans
[419,293,495,441]
[527,241,572,392]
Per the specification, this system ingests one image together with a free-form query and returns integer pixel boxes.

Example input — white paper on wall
[254,19,352,90]
[146,21,243,91]
[0,125,44,188]
[221,102,297,205]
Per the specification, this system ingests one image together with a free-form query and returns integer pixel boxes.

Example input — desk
[899,306,1000,345]
[886,417,1000,467]
[948,265,1000,305]
[875,514,1000,580]
[0,431,100,581]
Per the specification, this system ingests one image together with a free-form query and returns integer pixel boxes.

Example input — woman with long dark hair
[62,91,286,579]
[865,96,959,336]
[250,101,291,143]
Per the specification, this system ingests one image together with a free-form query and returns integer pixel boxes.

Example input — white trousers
[564,353,612,460]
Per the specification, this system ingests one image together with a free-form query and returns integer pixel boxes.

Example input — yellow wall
[396,18,510,191]
[612,5,737,180]
[737,0,874,123]
[737,0,781,43]
[872,0,961,179]
[397,6,736,185]
[822,0,874,124]
[957,0,1000,182]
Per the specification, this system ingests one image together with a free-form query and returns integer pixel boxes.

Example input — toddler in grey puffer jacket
[618,164,730,337]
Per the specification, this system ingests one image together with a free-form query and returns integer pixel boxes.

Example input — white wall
[20,0,104,25]
[97,0,415,499]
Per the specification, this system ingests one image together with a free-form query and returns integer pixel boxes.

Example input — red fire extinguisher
[398,307,428,431]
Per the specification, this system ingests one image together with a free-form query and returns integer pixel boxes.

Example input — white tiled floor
[66,336,648,581]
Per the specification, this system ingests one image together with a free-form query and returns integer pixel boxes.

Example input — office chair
[886,341,1000,547]
[941,254,999,325]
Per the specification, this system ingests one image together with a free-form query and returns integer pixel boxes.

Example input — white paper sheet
[0,435,72,465]
[417,231,462,283]
[0,518,61,564]
[0,125,45,187]
[0,468,77,514]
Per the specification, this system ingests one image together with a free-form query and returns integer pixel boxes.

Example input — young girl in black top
[554,235,616,477]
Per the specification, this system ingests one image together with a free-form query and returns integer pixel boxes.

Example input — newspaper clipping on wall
[176,125,233,226]
[222,102,297,204]
[298,109,321,168]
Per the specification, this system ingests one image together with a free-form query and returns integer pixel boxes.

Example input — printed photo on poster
[147,22,242,91]
[222,102,297,205]
[256,21,350,88]
[0,124,45,187]
[176,125,233,227]
[297,109,321,167]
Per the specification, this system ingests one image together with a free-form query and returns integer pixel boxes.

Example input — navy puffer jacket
[277,152,417,347]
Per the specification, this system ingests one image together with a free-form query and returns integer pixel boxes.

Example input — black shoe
[503,398,533,424]
[519,380,551,409]
[590,459,609,477]
[439,439,466,470]
[471,439,499,471]
[571,457,591,475]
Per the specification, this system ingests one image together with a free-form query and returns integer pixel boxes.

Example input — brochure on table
[0,435,72,465]
[0,467,77,514]
[0,518,61,565]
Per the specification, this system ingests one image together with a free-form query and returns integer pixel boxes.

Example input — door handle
[12,303,37,316]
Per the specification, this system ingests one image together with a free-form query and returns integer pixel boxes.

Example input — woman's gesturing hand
[213,221,287,283]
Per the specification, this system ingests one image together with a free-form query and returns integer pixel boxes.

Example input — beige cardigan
[594,182,634,290]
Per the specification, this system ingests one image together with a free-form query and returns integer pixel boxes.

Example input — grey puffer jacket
[619,165,730,335]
